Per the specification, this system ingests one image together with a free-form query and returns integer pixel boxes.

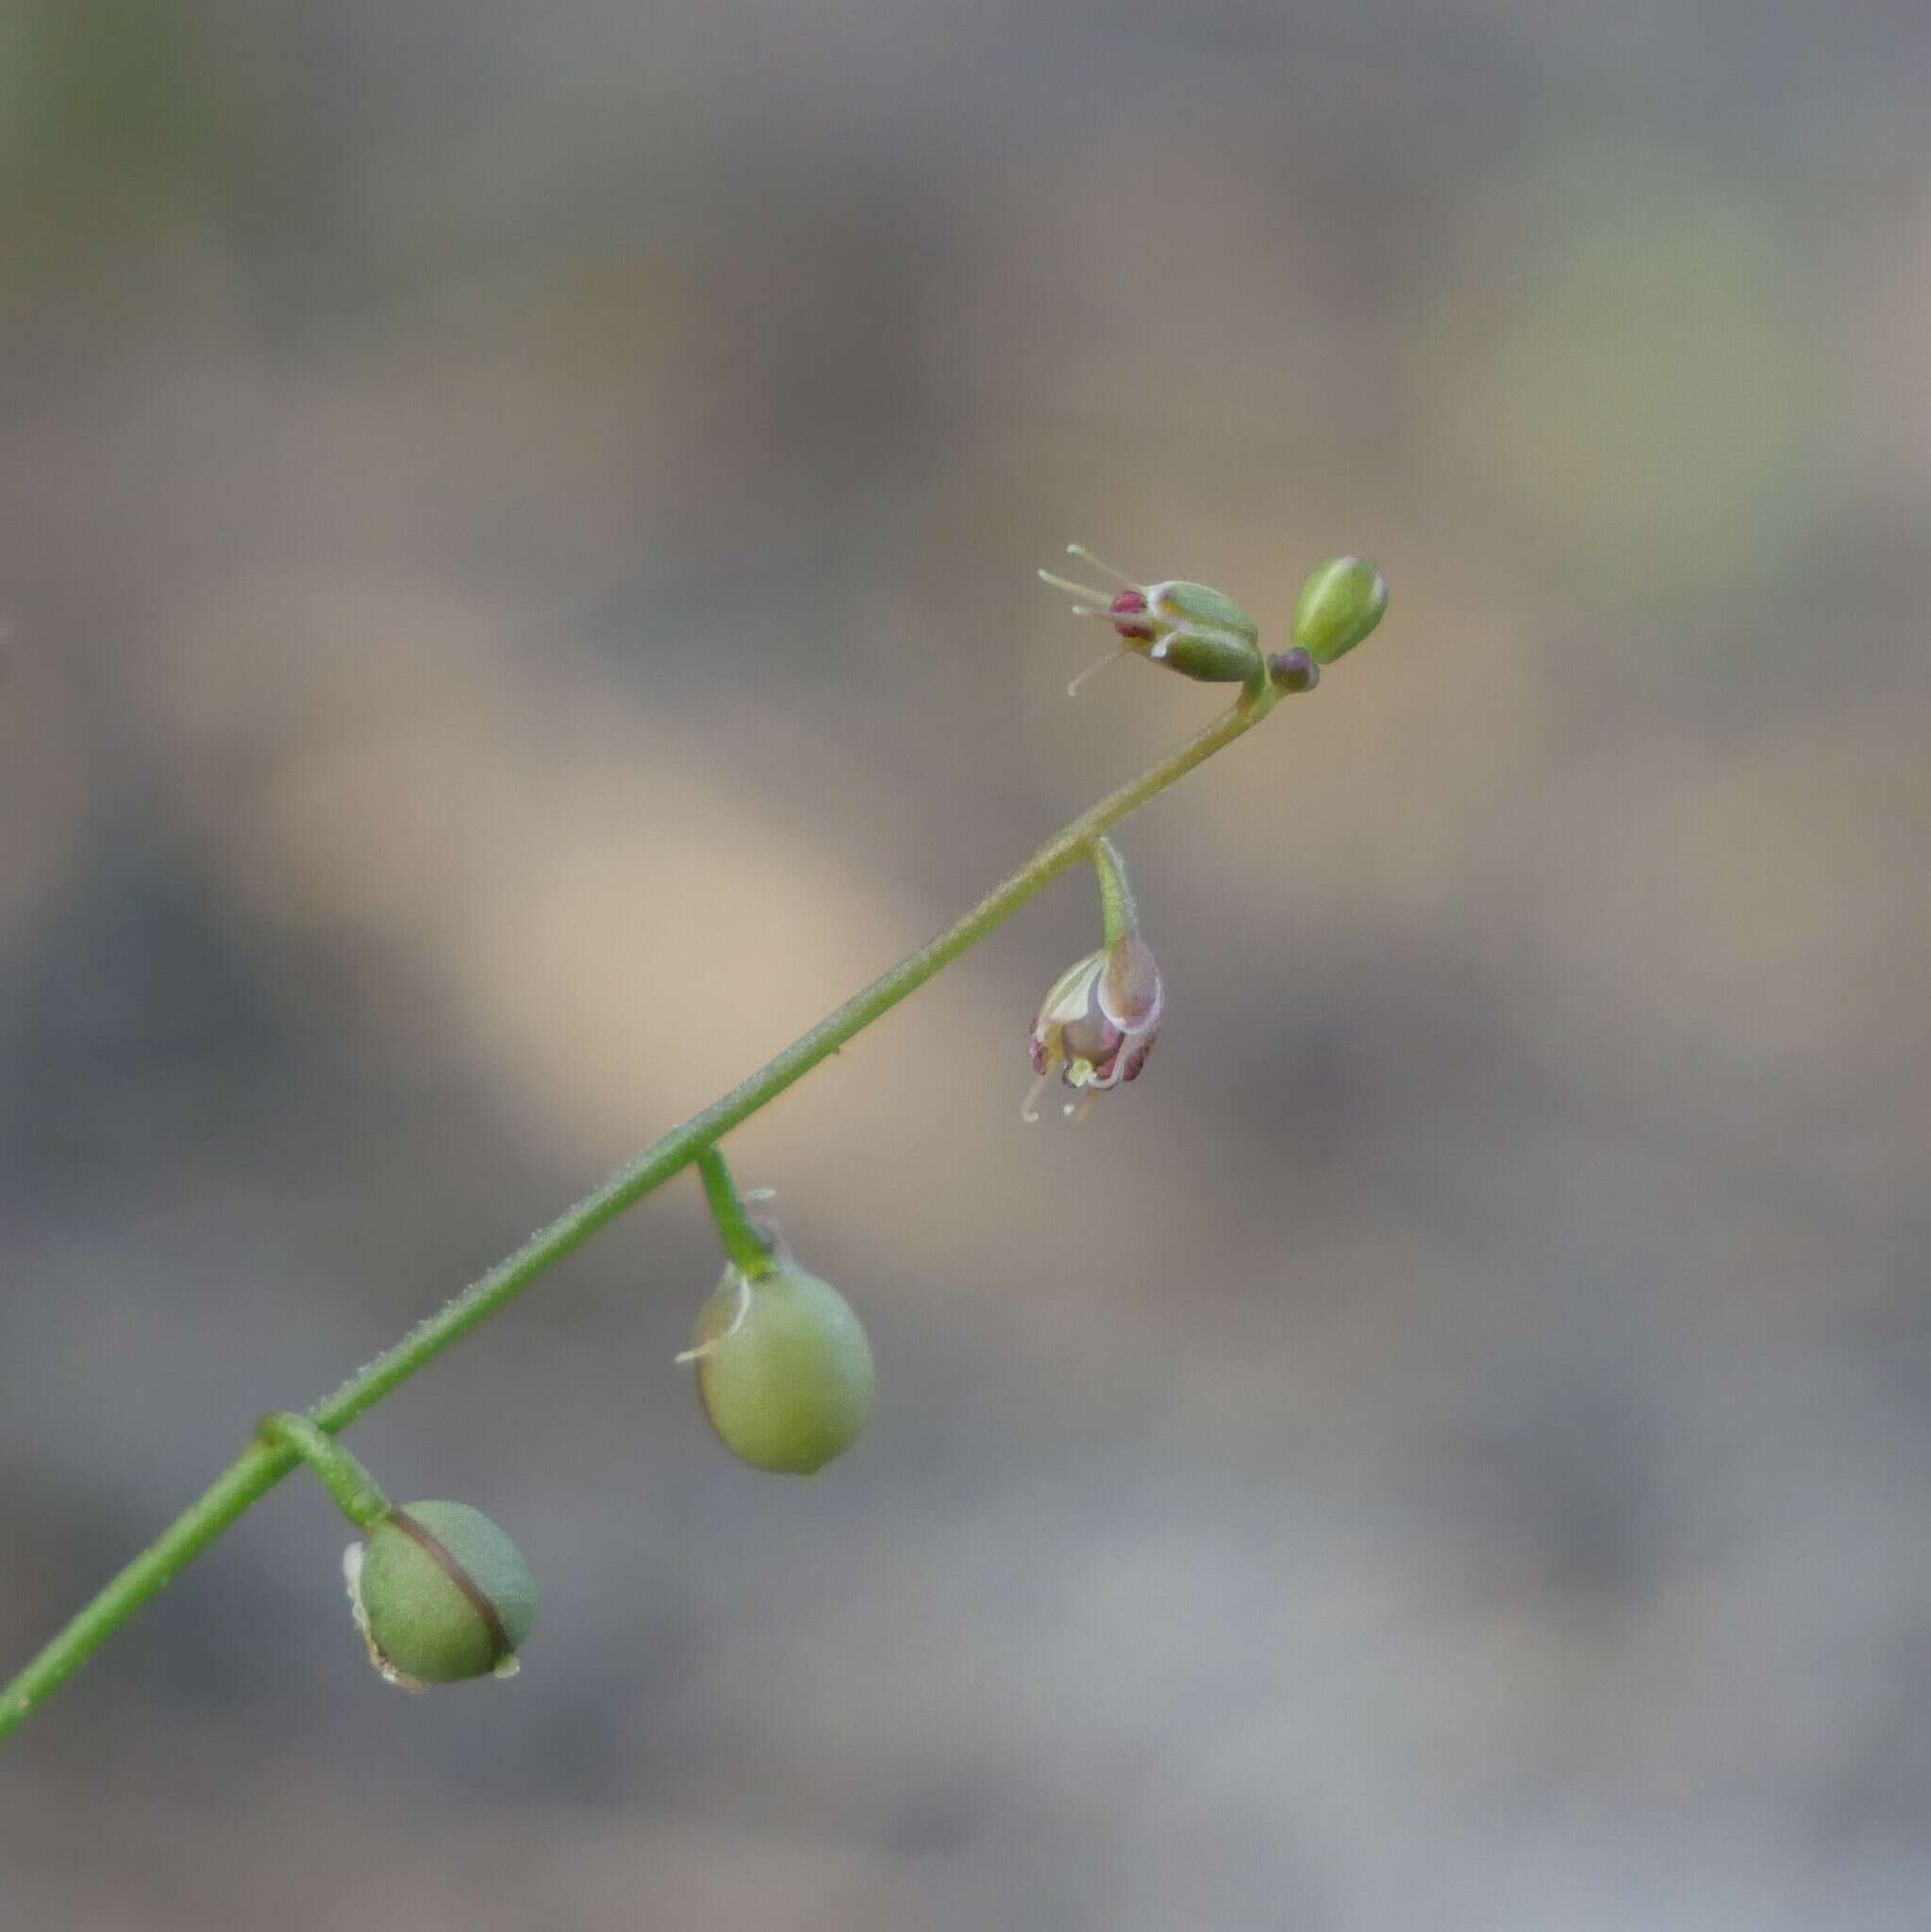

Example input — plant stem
[1089,835,1137,944]
[256,1412,392,1533]
[695,1145,777,1277]
[0,666,1293,1740]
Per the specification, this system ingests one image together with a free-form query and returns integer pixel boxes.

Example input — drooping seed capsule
[686,1261,874,1474]
[1291,556,1388,663]
[344,1501,538,1689]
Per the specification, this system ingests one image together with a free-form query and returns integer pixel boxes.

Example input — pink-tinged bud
[1107,589,1156,641]
[1024,933,1164,1122]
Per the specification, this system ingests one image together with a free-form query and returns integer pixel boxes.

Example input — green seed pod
[1291,556,1388,663]
[344,1501,537,1689]
[688,1261,874,1474]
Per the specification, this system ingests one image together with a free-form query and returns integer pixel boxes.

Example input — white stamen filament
[1064,542,1140,588]
[1067,646,1129,697]
[1038,567,1114,606]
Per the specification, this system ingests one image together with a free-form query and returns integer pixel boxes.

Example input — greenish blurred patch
[1423,137,1840,629]
[0,0,290,316]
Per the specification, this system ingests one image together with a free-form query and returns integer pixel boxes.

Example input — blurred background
[3,2,1928,1926]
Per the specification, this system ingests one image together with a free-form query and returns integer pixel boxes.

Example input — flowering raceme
[0,542,1390,1739]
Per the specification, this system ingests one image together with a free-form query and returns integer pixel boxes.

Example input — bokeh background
[4,3,1929,1926]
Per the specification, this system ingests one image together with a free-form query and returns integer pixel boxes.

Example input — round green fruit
[692,1264,874,1474]
[350,1500,537,1686]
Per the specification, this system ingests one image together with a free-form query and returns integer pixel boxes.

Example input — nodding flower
[1024,931,1164,1123]
[1039,544,1264,693]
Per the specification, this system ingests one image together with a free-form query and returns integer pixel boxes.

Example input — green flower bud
[1291,556,1387,663]
[343,1501,537,1690]
[1265,646,1320,694]
[685,1260,874,1474]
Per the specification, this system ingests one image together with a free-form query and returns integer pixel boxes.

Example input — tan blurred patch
[1536,691,1931,1093]
[143,567,919,1157]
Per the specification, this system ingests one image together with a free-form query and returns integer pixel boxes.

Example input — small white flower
[1024,933,1163,1122]
[1039,544,1262,691]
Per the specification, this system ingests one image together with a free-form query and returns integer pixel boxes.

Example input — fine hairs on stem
[0,547,1387,1740]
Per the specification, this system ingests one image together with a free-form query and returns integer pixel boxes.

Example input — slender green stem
[0,666,1298,1740]
[1090,835,1137,945]
[695,1145,777,1278]
[256,1412,392,1533]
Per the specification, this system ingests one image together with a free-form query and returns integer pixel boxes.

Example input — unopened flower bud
[343,1501,537,1690]
[1266,646,1320,693]
[1291,556,1387,663]
[1040,545,1264,690]
[1024,931,1163,1122]
[684,1260,874,1474]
